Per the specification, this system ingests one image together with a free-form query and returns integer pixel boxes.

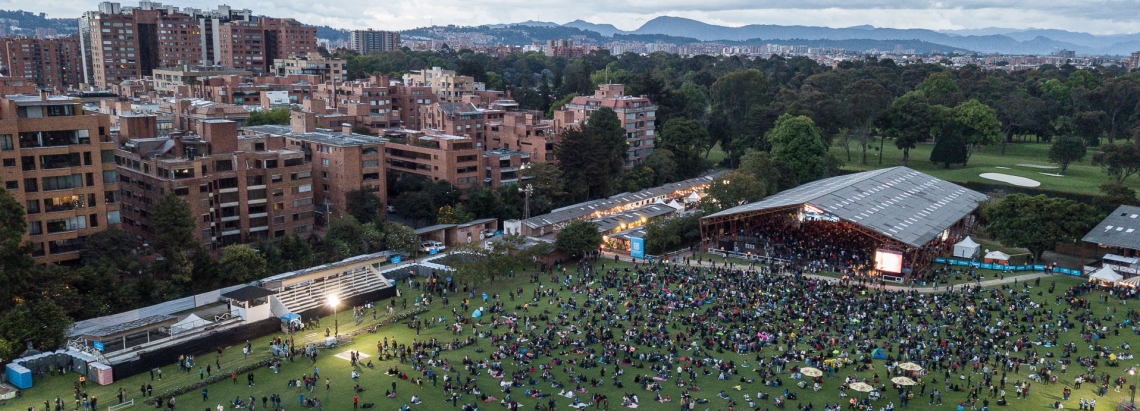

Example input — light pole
[519,184,533,221]
[327,296,340,337]
[1130,368,1136,405]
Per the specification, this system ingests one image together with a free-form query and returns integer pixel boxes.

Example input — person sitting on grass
[410,395,422,404]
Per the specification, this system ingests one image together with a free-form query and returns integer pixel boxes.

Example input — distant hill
[313,25,350,43]
[563,20,623,37]
[0,9,76,36]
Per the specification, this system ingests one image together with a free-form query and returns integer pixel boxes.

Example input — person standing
[202,388,208,401]
[353,395,359,410]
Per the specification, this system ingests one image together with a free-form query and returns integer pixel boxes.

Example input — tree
[738,150,796,195]
[658,118,710,177]
[641,149,679,186]
[1048,136,1087,173]
[952,99,1002,164]
[1095,184,1139,214]
[1093,142,1140,185]
[0,299,72,358]
[840,79,891,165]
[929,127,968,168]
[983,194,1100,261]
[245,107,291,126]
[766,114,828,183]
[701,171,766,214]
[80,229,138,266]
[555,107,626,201]
[382,222,420,256]
[709,69,768,162]
[345,189,385,224]
[0,187,32,306]
[393,191,435,227]
[886,91,933,166]
[436,204,473,225]
[466,188,505,220]
[555,220,602,258]
[151,193,197,283]
[218,244,268,284]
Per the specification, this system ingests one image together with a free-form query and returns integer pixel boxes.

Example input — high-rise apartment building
[79,2,310,89]
[272,52,346,83]
[0,93,119,264]
[1130,52,1139,72]
[116,118,315,249]
[402,67,481,102]
[561,84,656,168]
[349,30,401,54]
[0,36,84,91]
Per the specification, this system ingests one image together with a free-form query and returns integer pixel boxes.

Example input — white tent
[1089,266,1124,283]
[687,192,701,203]
[170,314,212,335]
[1121,276,1140,287]
[984,250,1011,261]
[953,237,981,259]
[666,200,684,211]
[654,198,667,205]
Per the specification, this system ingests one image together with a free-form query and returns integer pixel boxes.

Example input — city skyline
[3,0,1140,35]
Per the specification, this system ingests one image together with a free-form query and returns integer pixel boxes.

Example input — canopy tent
[984,250,1011,264]
[687,192,701,203]
[953,237,981,259]
[1089,266,1124,283]
[1121,276,1140,287]
[280,313,302,325]
[170,314,212,335]
[654,198,667,205]
[666,200,684,211]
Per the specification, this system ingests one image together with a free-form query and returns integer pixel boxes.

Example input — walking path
[599,250,1063,294]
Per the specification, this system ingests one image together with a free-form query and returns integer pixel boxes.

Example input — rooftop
[524,172,721,229]
[245,124,388,147]
[1082,205,1140,251]
[704,167,987,248]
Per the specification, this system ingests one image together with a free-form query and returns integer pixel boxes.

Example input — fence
[108,398,134,411]
[707,248,792,265]
[933,257,1081,276]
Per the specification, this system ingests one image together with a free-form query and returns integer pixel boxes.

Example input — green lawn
[7,266,1137,411]
[830,139,1137,196]
[706,141,728,166]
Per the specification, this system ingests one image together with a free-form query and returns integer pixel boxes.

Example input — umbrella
[848,382,874,393]
[898,362,923,372]
[891,377,916,386]
[800,367,823,377]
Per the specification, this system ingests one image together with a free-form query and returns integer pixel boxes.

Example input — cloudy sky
[6,0,1139,35]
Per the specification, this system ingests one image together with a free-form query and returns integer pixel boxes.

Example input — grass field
[8,262,1139,411]
[830,139,1140,196]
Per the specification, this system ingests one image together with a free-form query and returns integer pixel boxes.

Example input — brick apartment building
[402,67,482,102]
[245,111,387,223]
[0,93,120,264]
[490,110,558,162]
[562,84,656,167]
[272,52,346,83]
[80,2,314,89]
[116,118,315,249]
[0,36,84,91]
[382,131,483,189]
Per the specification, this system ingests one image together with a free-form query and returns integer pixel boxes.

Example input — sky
[5,0,1139,35]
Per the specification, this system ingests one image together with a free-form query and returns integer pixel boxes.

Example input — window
[0,135,12,151]
[28,221,42,236]
[292,184,312,194]
[174,187,189,196]
[41,174,83,191]
[273,202,284,210]
[292,197,312,207]
[106,210,121,225]
[101,150,115,163]
[0,158,11,167]
[362,159,379,168]
[25,200,39,214]
[4,181,16,190]
[23,178,36,192]
[21,156,35,171]
[44,195,82,213]
[39,153,81,169]
[363,173,380,181]
[271,174,282,183]
[18,130,88,148]
[83,151,92,166]
[173,168,194,179]
[45,215,87,233]
[214,160,233,171]
[104,191,117,204]
[321,158,329,166]
[90,214,99,228]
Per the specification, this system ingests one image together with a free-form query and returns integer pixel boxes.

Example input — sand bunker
[1039,172,1064,177]
[995,166,1011,169]
[979,173,1041,187]
[1017,163,1059,169]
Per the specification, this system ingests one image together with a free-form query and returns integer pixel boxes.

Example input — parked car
[420,240,445,253]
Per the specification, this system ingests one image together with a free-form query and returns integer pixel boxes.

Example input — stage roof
[704,167,987,247]
[1082,205,1140,251]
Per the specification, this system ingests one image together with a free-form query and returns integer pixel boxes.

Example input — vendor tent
[1089,266,1124,283]
[1121,276,1140,287]
[687,192,701,203]
[953,237,981,259]
[280,313,301,325]
[666,200,684,211]
[984,250,1011,264]
[170,314,211,335]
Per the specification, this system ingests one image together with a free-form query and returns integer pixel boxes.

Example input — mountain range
[538,16,1140,56]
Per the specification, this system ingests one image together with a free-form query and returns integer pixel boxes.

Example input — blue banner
[93,341,104,351]
[390,255,401,264]
[630,237,645,259]
[935,257,1079,276]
